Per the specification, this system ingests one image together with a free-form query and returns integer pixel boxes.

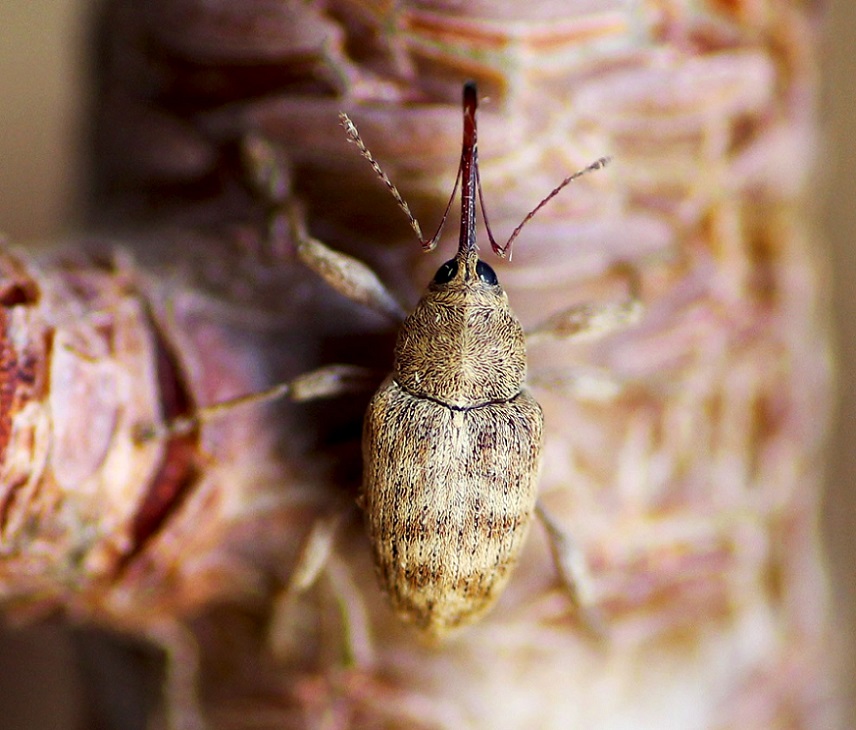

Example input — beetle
[345,82,641,639]
[172,82,640,640]
[359,83,546,638]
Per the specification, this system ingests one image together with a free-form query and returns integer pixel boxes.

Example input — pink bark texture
[1,1,838,728]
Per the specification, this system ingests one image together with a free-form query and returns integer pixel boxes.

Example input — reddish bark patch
[120,315,199,569]
[0,261,41,464]
[0,310,13,464]
[0,310,43,529]
[0,259,39,308]
[0,281,39,307]
[0,314,40,462]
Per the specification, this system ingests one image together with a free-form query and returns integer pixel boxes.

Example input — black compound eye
[433,259,458,285]
[476,260,498,286]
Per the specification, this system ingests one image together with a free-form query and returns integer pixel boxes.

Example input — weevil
[359,85,545,637]
[165,82,641,641]
[346,83,638,639]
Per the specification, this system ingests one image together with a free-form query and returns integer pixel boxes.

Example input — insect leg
[241,133,407,322]
[535,502,606,638]
[135,364,381,442]
[289,208,407,322]
[145,620,207,730]
[269,510,375,668]
[268,511,342,658]
[525,264,643,346]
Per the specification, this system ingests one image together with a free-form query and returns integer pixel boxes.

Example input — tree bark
[1,2,838,728]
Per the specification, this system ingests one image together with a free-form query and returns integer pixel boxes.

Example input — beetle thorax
[393,285,527,409]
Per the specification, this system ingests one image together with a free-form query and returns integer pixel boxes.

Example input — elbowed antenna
[483,154,610,260]
[338,113,461,253]
[464,83,610,261]
[340,81,610,261]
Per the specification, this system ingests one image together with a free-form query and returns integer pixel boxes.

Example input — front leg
[286,206,407,322]
[242,133,407,323]
[527,265,642,401]
[526,264,642,346]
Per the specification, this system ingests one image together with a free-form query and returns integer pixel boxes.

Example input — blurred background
[0,0,853,726]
